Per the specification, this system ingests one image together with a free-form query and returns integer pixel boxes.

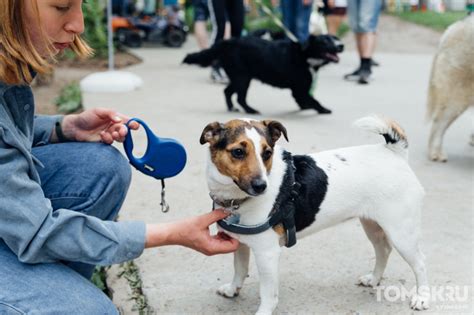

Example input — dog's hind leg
[428,104,467,162]
[234,77,260,114]
[291,87,332,114]
[378,211,429,310]
[253,246,281,315]
[224,84,238,112]
[358,218,392,287]
[217,244,250,298]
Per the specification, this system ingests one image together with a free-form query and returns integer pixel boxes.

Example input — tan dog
[427,15,474,162]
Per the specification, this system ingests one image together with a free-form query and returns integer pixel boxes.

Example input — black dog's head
[302,35,344,65]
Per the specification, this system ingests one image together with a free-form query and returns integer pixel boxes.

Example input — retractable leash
[123,118,187,212]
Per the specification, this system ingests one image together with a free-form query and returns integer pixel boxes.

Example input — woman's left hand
[61,108,140,144]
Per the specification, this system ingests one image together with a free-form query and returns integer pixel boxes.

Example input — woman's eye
[231,148,245,159]
[55,6,70,12]
[262,150,273,161]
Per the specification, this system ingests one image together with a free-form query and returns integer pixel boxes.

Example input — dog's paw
[357,273,380,287]
[410,293,430,310]
[217,283,240,298]
[317,107,332,114]
[429,150,448,162]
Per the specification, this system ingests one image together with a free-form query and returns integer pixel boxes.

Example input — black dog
[183,34,343,114]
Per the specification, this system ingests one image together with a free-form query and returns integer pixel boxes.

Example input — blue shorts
[347,0,383,33]
[193,0,210,22]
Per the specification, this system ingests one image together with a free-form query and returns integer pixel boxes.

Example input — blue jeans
[347,0,383,33]
[0,143,131,314]
[281,0,313,42]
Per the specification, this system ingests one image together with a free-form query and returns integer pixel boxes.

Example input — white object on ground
[80,71,143,93]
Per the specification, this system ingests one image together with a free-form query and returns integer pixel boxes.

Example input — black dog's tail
[182,45,222,67]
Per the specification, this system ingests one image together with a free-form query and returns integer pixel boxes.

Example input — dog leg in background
[291,86,332,114]
[217,244,250,297]
[358,218,392,287]
[378,210,429,310]
[224,84,238,112]
[428,104,468,162]
[234,76,260,114]
[253,246,281,315]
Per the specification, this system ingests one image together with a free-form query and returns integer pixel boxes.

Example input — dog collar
[212,151,299,248]
[210,194,250,210]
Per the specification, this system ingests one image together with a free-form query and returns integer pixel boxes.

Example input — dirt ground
[33,51,141,115]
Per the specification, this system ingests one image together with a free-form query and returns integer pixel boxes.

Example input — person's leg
[208,0,229,83]
[326,14,344,36]
[208,0,226,44]
[281,0,297,37]
[193,0,210,49]
[194,21,209,49]
[355,0,382,83]
[295,0,313,42]
[0,240,119,315]
[227,0,244,38]
[32,142,132,279]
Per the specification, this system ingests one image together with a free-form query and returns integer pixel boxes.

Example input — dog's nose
[337,43,344,52]
[251,178,267,194]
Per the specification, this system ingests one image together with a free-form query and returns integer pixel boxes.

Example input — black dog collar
[212,151,299,248]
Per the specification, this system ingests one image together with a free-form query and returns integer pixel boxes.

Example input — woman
[0,1,238,313]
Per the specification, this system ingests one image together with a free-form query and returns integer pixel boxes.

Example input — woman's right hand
[145,209,240,255]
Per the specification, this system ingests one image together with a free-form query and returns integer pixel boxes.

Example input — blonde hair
[0,0,93,85]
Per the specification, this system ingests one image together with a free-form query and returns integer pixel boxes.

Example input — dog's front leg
[217,244,250,297]
[253,245,281,315]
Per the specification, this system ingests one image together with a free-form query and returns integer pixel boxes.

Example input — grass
[392,10,468,31]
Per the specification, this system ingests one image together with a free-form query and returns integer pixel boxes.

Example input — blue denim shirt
[0,80,145,265]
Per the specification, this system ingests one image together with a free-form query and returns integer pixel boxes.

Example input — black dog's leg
[224,84,239,112]
[235,77,260,114]
[292,87,332,114]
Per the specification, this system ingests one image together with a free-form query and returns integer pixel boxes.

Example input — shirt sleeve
[0,127,146,265]
[33,115,60,146]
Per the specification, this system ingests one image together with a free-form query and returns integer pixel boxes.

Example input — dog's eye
[231,148,245,159]
[262,149,273,161]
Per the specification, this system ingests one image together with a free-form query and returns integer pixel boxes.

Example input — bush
[55,82,83,114]
[82,1,108,58]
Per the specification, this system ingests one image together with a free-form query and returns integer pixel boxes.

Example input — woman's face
[24,0,85,56]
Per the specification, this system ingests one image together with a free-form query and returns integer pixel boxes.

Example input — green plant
[82,1,108,58]
[91,266,110,294]
[392,11,467,31]
[54,82,83,114]
[118,261,152,314]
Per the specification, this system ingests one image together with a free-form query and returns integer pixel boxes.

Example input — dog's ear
[263,120,288,144]
[200,122,224,145]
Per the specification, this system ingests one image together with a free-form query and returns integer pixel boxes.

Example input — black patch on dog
[292,154,328,232]
[183,35,343,114]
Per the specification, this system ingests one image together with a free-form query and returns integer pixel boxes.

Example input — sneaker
[371,59,380,67]
[358,68,372,84]
[344,68,361,81]
[210,68,229,85]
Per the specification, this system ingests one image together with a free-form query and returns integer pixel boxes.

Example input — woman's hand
[60,108,139,144]
[145,209,240,255]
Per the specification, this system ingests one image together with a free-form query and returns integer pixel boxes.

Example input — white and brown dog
[200,116,429,314]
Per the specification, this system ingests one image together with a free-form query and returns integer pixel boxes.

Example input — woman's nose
[64,7,85,35]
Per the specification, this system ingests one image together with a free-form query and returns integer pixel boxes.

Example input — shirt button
[24,104,30,111]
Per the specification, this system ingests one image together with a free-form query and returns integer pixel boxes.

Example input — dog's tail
[182,44,222,67]
[354,115,408,156]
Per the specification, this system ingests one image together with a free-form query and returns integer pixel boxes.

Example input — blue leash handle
[123,118,187,179]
